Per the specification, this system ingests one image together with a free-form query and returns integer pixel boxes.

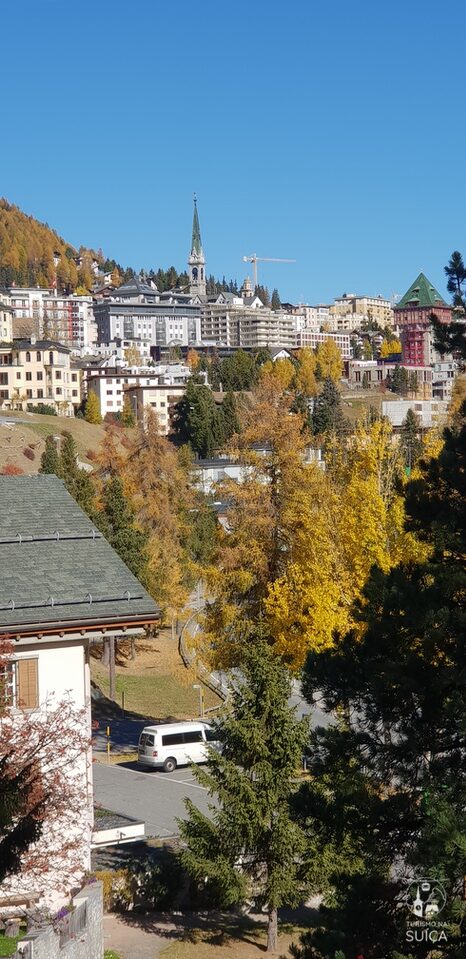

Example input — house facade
[0,475,160,907]
[0,338,81,414]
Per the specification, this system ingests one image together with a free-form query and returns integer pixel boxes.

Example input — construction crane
[242,254,296,289]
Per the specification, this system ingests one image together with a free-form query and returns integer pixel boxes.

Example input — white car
[137,720,218,773]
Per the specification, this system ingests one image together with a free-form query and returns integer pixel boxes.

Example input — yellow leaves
[380,338,402,357]
[315,339,343,383]
[259,358,296,391]
[294,348,318,397]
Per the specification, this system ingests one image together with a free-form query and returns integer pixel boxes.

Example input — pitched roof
[396,273,447,310]
[0,475,160,634]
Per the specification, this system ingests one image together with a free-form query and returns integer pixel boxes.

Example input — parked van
[137,721,218,772]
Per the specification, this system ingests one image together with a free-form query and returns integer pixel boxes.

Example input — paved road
[93,761,211,838]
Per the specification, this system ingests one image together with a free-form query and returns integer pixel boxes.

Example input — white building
[126,383,186,433]
[0,292,13,341]
[85,363,193,418]
[381,398,449,428]
[0,475,160,907]
[8,288,97,348]
[295,329,352,359]
[94,278,202,348]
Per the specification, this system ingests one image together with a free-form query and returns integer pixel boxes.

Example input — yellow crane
[242,254,296,290]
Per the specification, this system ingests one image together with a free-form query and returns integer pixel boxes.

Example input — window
[26,372,32,381]
[25,351,31,362]
[140,733,155,747]
[205,727,218,742]
[55,371,61,380]
[71,373,77,382]
[184,730,203,744]
[72,390,78,397]
[37,389,43,399]
[37,372,43,381]
[36,352,41,361]
[49,352,54,365]
[0,390,8,399]
[0,373,7,386]
[56,388,62,395]
[161,732,184,746]
[26,389,33,398]
[14,659,39,708]
[107,389,113,396]
[16,372,21,380]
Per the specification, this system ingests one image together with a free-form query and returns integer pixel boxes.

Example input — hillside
[0,198,243,298]
[0,410,111,475]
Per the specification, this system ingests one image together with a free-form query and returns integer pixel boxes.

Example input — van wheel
[163,757,177,773]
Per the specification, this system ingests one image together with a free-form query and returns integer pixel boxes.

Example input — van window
[140,733,155,747]
[162,732,184,746]
[184,730,203,744]
[205,728,218,742]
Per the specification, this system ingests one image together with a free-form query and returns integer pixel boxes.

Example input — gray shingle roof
[0,475,160,633]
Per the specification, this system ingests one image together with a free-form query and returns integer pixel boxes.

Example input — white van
[137,721,218,772]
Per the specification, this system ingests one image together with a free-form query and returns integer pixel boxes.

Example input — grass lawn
[104,951,122,959]
[0,932,22,957]
[158,922,303,958]
[91,630,221,722]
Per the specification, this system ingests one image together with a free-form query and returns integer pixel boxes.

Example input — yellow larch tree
[294,348,318,396]
[315,339,343,383]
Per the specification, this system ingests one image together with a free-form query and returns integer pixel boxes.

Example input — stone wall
[15,882,103,959]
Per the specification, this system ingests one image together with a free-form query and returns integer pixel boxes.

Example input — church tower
[188,195,206,297]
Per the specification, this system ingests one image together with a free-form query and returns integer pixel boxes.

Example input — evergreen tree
[121,395,135,427]
[178,636,309,953]
[220,391,239,440]
[84,390,102,424]
[444,249,466,307]
[173,380,222,457]
[59,431,97,519]
[271,288,281,311]
[311,378,346,436]
[255,284,271,307]
[294,403,466,955]
[400,408,422,471]
[388,364,408,395]
[220,351,257,391]
[99,476,148,580]
[39,435,60,475]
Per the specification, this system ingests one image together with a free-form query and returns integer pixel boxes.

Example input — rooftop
[395,273,448,310]
[0,475,160,634]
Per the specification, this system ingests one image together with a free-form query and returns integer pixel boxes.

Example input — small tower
[188,195,206,297]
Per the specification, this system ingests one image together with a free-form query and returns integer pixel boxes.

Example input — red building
[395,273,451,366]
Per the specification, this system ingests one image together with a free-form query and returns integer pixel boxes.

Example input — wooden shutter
[17,659,39,709]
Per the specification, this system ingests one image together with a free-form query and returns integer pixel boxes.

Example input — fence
[58,900,88,948]
[178,607,229,702]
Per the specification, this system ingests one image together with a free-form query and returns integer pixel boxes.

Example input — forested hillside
[0,198,243,297]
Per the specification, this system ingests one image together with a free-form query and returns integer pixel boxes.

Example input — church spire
[188,194,206,297]
[191,194,203,256]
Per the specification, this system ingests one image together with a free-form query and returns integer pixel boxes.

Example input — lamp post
[192,683,204,718]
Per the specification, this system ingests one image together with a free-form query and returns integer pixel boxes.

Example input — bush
[0,464,24,475]
[26,403,57,416]
[23,447,36,461]
[94,870,133,912]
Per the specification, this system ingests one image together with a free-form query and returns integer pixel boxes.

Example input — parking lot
[93,760,211,838]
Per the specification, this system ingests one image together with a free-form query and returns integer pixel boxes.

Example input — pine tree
[121,395,135,427]
[294,403,466,954]
[84,390,102,424]
[400,408,422,471]
[99,476,148,580]
[271,288,281,311]
[311,378,346,436]
[40,435,60,475]
[178,636,309,953]
[220,391,239,440]
[173,381,222,457]
[59,431,97,519]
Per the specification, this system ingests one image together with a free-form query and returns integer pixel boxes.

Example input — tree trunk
[109,636,116,701]
[267,906,278,953]
[101,639,109,666]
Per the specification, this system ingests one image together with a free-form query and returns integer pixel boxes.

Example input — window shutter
[17,659,39,709]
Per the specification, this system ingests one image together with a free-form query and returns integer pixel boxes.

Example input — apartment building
[86,364,192,419]
[381,398,448,429]
[331,293,394,327]
[125,383,186,434]
[8,287,96,348]
[0,292,13,341]
[200,297,297,348]
[0,337,81,414]
[94,278,202,347]
[347,359,434,397]
[295,329,352,359]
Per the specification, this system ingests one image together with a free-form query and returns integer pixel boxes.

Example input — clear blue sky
[1,0,464,303]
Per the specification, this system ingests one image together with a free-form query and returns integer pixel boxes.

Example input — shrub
[23,447,36,461]
[26,403,57,416]
[86,449,97,461]
[94,870,133,911]
[0,464,24,475]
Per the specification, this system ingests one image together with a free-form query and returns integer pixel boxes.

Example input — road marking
[151,773,207,791]
[95,763,208,790]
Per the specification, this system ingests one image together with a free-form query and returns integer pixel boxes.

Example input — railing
[58,900,88,948]
[178,607,229,702]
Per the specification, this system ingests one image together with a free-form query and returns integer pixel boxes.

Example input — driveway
[93,761,211,838]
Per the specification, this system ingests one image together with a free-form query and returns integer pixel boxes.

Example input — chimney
[30,334,37,346]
